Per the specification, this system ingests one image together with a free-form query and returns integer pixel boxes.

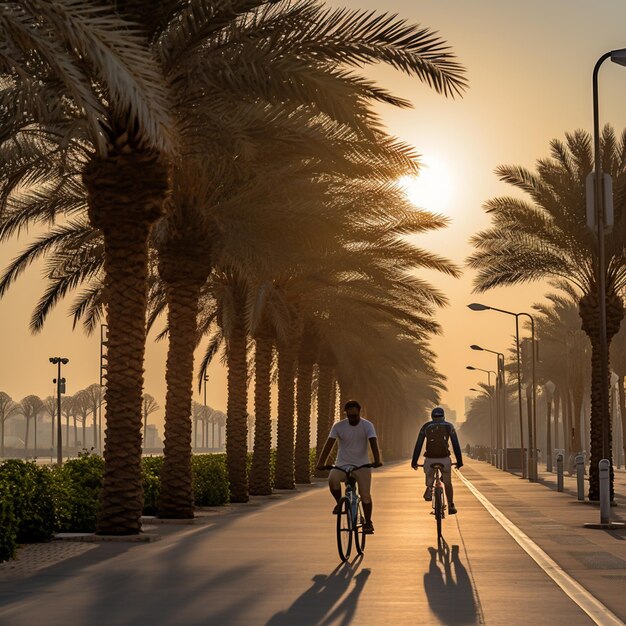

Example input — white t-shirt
[329,418,377,467]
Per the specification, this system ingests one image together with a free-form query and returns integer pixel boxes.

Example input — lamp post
[467,365,496,464]
[49,357,69,465]
[592,49,626,491]
[471,344,507,470]
[468,303,537,480]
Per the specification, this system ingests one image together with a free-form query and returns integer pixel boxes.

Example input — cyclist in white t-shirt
[316,400,382,534]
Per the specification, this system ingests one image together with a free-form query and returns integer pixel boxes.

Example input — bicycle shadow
[423,539,480,625]
[266,556,370,626]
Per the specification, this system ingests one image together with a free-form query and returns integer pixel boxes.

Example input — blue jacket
[412,420,463,466]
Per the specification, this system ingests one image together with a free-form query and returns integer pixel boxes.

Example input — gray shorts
[424,457,452,488]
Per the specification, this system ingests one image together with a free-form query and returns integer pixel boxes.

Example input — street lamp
[468,303,537,481]
[589,49,626,515]
[472,344,508,470]
[467,365,496,464]
[49,357,69,465]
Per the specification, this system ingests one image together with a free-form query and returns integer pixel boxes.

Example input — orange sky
[3,1,626,433]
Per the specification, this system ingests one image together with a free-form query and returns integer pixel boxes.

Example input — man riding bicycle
[316,400,382,534]
[411,406,463,515]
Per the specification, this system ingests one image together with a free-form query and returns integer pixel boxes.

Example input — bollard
[575,454,585,501]
[556,453,564,492]
[599,459,611,525]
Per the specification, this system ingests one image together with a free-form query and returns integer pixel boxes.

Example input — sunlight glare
[399,155,455,215]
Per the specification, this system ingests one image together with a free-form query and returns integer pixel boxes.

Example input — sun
[399,155,455,215]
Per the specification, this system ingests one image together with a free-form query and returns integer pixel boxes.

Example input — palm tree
[142,394,160,452]
[0,393,19,458]
[20,395,43,452]
[610,315,626,466]
[2,0,172,534]
[468,128,626,500]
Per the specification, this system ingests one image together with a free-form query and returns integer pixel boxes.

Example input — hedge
[0,449,317,562]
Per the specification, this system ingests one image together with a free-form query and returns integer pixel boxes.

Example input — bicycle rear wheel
[434,486,444,541]
[353,500,366,555]
[336,497,353,562]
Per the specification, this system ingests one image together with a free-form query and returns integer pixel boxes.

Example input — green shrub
[0,477,17,562]
[0,460,56,542]
[53,453,104,533]
[141,456,163,515]
[192,454,229,506]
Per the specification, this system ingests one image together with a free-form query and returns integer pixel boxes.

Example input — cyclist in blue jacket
[411,407,463,514]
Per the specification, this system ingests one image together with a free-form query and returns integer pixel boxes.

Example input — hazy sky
[3,0,626,433]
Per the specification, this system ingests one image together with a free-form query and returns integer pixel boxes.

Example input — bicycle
[417,462,457,542]
[323,463,374,562]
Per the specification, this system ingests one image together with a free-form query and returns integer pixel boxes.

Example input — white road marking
[456,469,625,626]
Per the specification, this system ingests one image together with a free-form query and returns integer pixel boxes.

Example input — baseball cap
[431,407,445,419]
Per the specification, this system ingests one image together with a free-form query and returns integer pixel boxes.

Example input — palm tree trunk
[158,259,205,518]
[295,334,316,484]
[275,341,297,490]
[24,417,29,451]
[82,415,86,449]
[226,308,249,503]
[619,375,626,469]
[563,391,571,467]
[546,398,552,472]
[554,391,561,450]
[328,377,337,433]
[580,290,623,501]
[73,415,78,447]
[93,410,98,449]
[34,415,37,451]
[1,418,4,457]
[84,146,169,535]
[314,361,334,477]
[249,332,273,495]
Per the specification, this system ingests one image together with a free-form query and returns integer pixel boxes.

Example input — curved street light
[471,344,508,470]
[468,303,537,481]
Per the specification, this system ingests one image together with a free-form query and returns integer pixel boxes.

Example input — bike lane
[0,462,596,625]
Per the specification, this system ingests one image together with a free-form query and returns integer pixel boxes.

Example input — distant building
[144,424,162,450]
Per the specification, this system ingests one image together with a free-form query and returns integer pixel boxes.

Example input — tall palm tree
[468,128,626,500]
[0,393,19,458]
[2,0,172,534]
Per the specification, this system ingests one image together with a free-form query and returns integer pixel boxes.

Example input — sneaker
[423,488,432,501]
[332,504,342,515]
[448,504,457,515]
[363,521,375,534]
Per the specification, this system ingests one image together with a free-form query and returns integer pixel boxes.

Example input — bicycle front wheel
[353,500,366,555]
[336,496,353,562]
[434,486,444,541]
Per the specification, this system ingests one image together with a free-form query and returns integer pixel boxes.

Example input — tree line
[0,1,467,533]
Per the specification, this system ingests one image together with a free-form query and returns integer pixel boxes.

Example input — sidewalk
[460,459,626,621]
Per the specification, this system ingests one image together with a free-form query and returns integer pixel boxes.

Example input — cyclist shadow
[266,556,370,626]
[423,540,479,625]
